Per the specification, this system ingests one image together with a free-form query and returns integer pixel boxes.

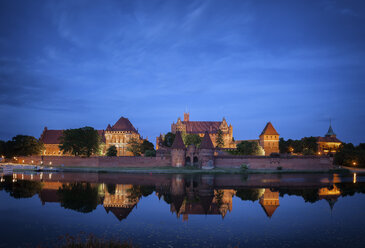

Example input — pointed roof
[325,124,336,137]
[260,122,279,136]
[106,117,138,132]
[104,206,134,221]
[200,131,214,149]
[171,131,186,149]
[260,204,279,218]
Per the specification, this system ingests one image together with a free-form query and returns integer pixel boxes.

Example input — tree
[58,183,99,213]
[334,143,365,168]
[5,135,44,157]
[145,150,156,157]
[59,127,100,157]
[106,145,117,156]
[0,140,5,157]
[215,129,224,148]
[163,132,175,147]
[184,134,202,147]
[140,140,155,154]
[235,141,263,155]
[127,137,142,156]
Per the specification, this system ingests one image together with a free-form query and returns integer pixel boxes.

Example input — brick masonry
[13,155,334,170]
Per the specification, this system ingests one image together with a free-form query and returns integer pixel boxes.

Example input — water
[0,172,365,247]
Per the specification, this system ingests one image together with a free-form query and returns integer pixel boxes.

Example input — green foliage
[163,132,175,147]
[215,129,224,148]
[334,143,365,168]
[58,183,99,213]
[0,140,5,157]
[106,145,117,157]
[240,163,248,170]
[279,137,318,155]
[232,141,263,155]
[235,188,263,202]
[59,127,100,157]
[140,140,155,154]
[127,137,142,156]
[144,150,156,157]
[1,135,44,158]
[0,176,43,198]
[183,134,202,147]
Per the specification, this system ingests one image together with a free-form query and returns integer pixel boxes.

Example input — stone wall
[214,155,334,170]
[13,155,334,170]
[14,156,170,168]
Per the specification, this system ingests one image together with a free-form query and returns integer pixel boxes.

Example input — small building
[317,124,342,155]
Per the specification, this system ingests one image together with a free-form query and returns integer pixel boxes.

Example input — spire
[171,131,186,149]
[200,131,214,149]
[325,121,336,137]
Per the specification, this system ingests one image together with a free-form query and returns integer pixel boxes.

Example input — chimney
[184,112,190,122]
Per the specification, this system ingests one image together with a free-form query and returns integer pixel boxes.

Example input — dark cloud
[0,0,364,144]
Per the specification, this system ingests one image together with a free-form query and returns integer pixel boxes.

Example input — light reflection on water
[0,172,365,247]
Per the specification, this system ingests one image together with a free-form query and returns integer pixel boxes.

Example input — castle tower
[259,122,280,156]
[199,131,215,168]
[259,189,280,218]
[171,131,186,167]
[184,112,190,122]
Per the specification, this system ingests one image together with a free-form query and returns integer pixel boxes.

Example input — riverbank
[1,163,349,174]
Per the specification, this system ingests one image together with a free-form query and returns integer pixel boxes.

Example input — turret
[171,131,186,167]
[184,112,190,122]
[199,131,215,168]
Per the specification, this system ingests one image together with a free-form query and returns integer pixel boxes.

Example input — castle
[40,117,142,156]
[169,112,236,148]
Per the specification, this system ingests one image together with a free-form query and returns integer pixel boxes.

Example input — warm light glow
[31,160,34,164]
[49,173,52,179]
[318,152,321,155]
[353,173,357,184]
[353,161,357,166]
[0,177,4,182]
[22,160,24,163]
[49,162,52,165]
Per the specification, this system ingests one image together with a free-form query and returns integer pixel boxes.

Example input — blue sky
[0,0,364,144]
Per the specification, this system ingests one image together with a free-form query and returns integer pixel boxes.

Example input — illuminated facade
[166,112,236,149]
[104,117,142,156]
[259,122,280,155]
[317,124,342,155]
[259,189,280,218]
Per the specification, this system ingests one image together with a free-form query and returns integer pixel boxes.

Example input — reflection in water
[259,189,280,218]
[1,172,365,247]
[0,172,365,222]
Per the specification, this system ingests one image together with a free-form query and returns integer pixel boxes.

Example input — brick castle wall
[14,155,333,170]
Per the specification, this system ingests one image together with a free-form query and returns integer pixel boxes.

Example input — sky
[0,0,364,144]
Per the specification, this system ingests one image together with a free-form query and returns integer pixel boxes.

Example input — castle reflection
[0,172,363,222]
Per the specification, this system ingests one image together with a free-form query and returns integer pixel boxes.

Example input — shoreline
[1,163,351,174]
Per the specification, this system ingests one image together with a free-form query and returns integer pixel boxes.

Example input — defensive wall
[214,155,334,170]
[11,154,334,171]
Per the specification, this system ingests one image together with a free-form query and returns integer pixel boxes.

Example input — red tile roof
[40,129,63,144]
[200,131,214,149]
[40,128,106,144]
[171,131,186,149]
[317,136,342,143]
[260,122,279,136]
[183,121,221,134]
[106,117,138,132]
